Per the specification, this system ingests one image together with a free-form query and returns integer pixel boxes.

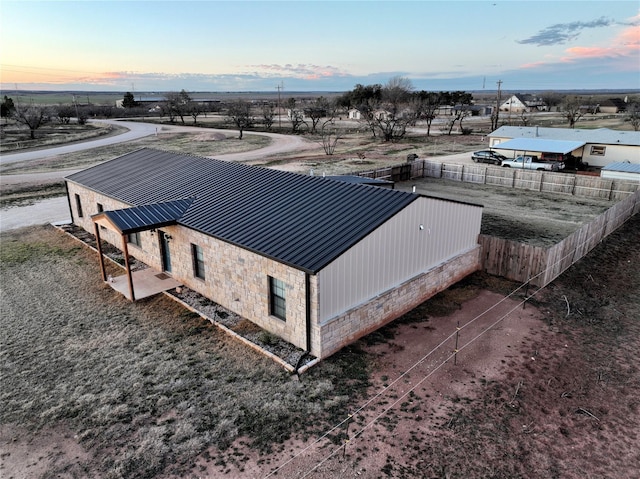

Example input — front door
[159,231,172,273]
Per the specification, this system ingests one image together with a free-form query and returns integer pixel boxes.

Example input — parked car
[501,156,563,171]
[471,150,508,165]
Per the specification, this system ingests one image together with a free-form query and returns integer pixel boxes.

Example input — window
[590,145,606,156]
[127,232,141,247]
[75,194,83,218]
[269,276,287,320]
[97,204,105,229]
[191,244,205,280]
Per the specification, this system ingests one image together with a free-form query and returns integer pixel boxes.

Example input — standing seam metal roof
[66,148,418,273]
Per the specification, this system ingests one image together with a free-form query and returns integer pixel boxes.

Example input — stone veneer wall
[66,183,312,352]
[313,246,482,359]
[67,182,481,359]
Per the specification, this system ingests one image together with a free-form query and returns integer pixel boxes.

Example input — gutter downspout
[293,272,313,376]
[65,181,74,223]
[305,272,312,353]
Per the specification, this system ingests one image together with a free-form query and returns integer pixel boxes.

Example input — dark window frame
[75,194,83,218]
[127,232,141,247]
[191,243,205,280]
[269,276,287,321]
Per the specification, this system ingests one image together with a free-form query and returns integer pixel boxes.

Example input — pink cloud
[561,24,639,62]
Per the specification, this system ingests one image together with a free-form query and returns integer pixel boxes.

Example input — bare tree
[305,96,329,133]
[412,91,441,136]
[383,76,414,115]
[320,119,342,155]
[55,105,75,124]
[227,99,253,139]
[186,101,204,125]
[561,95,584,128]
[626,100,640,131]
[163,90,192,124]
[13,104,50,139]
[286,98,307,134]
[261,103,275,129]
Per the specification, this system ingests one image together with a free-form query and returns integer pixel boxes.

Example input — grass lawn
[0,226,370,478]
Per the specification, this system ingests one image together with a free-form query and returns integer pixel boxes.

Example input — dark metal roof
[94,198,194,234]
[67,148,418,273]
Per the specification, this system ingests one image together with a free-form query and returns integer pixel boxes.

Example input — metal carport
[493,138,586,155]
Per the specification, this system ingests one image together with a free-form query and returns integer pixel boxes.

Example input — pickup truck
[501,156,563,171]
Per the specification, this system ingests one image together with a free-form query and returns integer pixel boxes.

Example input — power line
[265,221,625,478]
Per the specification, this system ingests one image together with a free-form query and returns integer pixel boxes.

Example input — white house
[488,126,640,168]
[500,94,547,113]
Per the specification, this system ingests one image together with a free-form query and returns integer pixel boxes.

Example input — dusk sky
[1,0,639,92]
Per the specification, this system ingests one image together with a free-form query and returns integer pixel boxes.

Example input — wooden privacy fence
[478,190,640,287]
[357,159,640,201]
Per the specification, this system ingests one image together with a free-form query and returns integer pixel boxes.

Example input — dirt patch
[396,177,615,246]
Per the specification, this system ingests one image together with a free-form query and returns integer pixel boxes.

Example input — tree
[382,76,413,115]
[12,104,50,139]
[320,119,342,155]
[626,100,640,131]
[122,92,138,108]
[261,103,275,129]
[227,100,253,139]
[1,95,15,123]
[55,105,75,124]
[305,96,329,133]
[286,98,307,134]
[561,95,584,128]
[411,91,441,136]
[162,90,192,124]
[186,101,204,125]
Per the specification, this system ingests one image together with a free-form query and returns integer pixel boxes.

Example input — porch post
[121,235,136,301]
[94,222,107,282]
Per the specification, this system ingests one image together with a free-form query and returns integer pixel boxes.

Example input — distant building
[500,94,547,113]
[489,126,640,168]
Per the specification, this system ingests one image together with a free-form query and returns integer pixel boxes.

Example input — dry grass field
[1,215,638,478]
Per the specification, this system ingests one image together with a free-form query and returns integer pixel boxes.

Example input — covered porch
[91,198,193,301]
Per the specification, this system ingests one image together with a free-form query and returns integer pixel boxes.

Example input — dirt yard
[1,213,639,478]
[395,177,615,246]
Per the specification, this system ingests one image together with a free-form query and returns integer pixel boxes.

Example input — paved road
[0,120,160,165]
[0,120,316,231]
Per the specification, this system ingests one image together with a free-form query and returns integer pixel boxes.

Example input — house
[600,162,640,182]
[488,126,640,168]
[65,148,483,360]
[597,98,627,114]
[347,108,361,120]
[499,94,547,113]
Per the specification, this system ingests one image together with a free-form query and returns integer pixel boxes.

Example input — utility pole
[276,81,283,129]
[492,79,502,131]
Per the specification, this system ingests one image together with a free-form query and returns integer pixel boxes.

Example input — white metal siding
[583,144,639,168]
[318,197,482,323]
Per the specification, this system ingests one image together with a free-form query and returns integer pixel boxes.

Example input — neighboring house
[597,98,627,114]
[600,162,640,182]
[347,108,362,120]
[488,126,640,168]
[373,109,392,120]
[65,149,483,360]
[499,94,547,113]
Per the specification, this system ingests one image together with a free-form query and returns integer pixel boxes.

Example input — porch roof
[92,198,194,234]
